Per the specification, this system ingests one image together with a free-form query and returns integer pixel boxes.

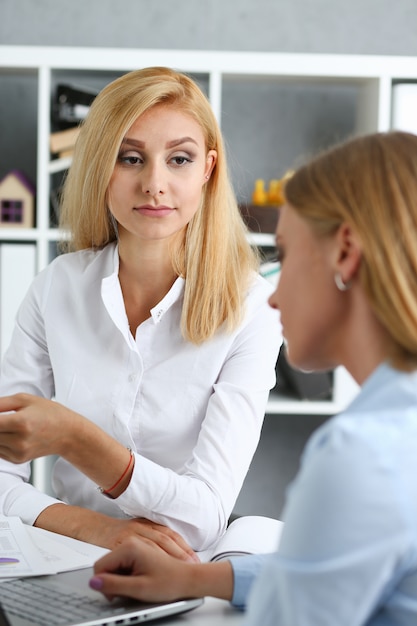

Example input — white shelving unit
[2,45,417,417]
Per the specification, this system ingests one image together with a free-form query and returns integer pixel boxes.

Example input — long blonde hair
[59,67,259,344]
[284,131,417,370]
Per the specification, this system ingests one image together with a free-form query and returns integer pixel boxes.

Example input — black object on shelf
[52,84,98,127]
[274,344,333,401]
[239,204,279,234]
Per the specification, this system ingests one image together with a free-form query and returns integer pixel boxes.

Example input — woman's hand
[95,517,200,563]
[90,536,234,603]
[0,393,134,497]
[35,504,199,562]
[0,393,78,462]
[90,537,196,602]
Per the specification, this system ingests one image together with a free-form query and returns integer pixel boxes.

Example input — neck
[338,298,392,386]
[117,233,179,331]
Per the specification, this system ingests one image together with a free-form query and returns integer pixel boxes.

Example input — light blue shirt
[230,363,417,625]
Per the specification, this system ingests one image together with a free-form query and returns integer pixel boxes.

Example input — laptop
[0,566,203,625]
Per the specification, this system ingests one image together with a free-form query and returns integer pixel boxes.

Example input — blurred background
[1,0,416,517]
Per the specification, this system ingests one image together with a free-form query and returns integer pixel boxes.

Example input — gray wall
[2,0,417,55]
[2,0,416,517]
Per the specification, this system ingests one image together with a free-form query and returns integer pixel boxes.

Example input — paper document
[0,516,109,579]
[0,516,56,578]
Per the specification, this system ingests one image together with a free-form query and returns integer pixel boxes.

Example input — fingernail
[89,577,103,590]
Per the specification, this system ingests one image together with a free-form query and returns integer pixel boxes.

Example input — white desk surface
[161,597,244,625]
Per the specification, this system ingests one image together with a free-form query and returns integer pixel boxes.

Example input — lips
[134,204,174,217]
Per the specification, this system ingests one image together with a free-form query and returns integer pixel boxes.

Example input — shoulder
[235,272,281,347]
[300,403,417,510]
[26,245,116,309]
[306,404,417,459]
[35,244,116,285]
[245,272,275,308]
[306,366,417,458]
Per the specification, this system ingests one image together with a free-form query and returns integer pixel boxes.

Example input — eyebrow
[121,136,199,149]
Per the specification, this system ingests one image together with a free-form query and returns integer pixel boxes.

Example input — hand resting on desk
[34,505,198,562]
[90,536,234,603]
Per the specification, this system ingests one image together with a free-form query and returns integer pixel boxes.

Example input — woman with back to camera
[90,131,417,625]
[0,67,281,559]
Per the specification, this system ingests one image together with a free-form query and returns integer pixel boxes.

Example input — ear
[333,222,362,285]
[204,150,217,181]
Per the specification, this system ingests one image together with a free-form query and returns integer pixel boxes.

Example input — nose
[268,284,279,310]
[140,162,165,197]
[145,187,163,196]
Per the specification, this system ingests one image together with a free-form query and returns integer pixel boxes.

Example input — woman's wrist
[54,406,134,496]
[98,447,135,499]
[184,561,234,601]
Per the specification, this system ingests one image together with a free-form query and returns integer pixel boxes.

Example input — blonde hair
[284,131,417,370]
[59,67,258,344]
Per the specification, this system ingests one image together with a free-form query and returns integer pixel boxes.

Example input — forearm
[33,503,114,547]
[56,407,133,498]
[0,393,133,499]
[184,560,234,601]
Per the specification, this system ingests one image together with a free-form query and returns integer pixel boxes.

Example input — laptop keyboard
[0,576,125,625]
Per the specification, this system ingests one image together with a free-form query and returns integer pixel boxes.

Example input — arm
[90,537,234,603]
[0,393,134,497]
[115,278,282,549]
[0,269,197,560]
[0,393,197,560]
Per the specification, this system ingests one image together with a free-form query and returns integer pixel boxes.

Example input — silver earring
[205,175,210,180]
[334,272,351,291]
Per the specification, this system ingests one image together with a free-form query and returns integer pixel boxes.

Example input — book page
[198,515,283,563]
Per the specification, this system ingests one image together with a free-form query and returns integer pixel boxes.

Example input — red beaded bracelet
[99,448,134,499]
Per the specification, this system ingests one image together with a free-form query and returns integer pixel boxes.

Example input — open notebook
[199,515,283,562]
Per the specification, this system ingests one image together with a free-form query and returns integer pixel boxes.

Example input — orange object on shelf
[267,179,284,206]
[251,179,268,205]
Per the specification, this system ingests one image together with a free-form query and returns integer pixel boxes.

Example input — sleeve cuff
[229,554,268,609]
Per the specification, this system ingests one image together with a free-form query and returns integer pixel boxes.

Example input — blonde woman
[91,131,417,625]
[0,67,281,558]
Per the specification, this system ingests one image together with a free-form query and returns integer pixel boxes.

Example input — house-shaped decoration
[0,170,35,228]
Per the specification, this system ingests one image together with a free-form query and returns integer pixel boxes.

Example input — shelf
[267,394,342,416]
[267,366,359,415]
[1,44,412,414]
[246,232,276,247]
[48,156,72,174]
[0,228,37,241]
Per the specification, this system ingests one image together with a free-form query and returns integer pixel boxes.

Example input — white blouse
[0,243,282,550]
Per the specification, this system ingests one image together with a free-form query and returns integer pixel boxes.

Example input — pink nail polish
[89,577,103,590]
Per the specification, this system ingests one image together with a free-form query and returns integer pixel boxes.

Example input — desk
[161,597,244,625]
